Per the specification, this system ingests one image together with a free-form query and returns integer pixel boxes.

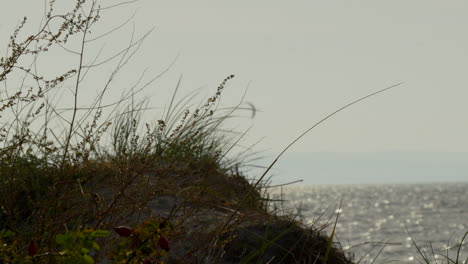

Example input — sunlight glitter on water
[269,183,468,263]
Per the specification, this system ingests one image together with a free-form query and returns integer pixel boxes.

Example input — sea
[268,183,468,263]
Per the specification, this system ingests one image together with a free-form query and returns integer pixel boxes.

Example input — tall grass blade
[323,199,343,264]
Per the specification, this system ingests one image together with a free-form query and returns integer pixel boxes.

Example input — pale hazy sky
[1,1,468,183]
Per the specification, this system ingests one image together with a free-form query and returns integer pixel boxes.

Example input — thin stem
[218,82,404,238]
[61,2,95,169]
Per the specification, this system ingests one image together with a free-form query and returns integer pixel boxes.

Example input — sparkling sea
[268,183,468,263]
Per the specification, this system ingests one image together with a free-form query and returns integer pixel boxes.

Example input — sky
[1,0,467,183]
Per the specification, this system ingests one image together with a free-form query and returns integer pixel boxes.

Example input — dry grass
[0,1,404,263]
[0,1,279,262]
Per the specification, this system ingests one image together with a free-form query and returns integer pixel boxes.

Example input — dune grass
[0,1,262,262]
[2,1,463,264]
[0,0,348,259]
[408,229,468,264]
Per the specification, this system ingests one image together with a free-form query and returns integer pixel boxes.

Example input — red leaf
[28,241,38,256]
[143,258,153,264]
[159,236,170,251]
[114,226,133,237]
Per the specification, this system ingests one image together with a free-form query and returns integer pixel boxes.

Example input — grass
[408,228,468,264]
[1,0,465,263]
[0,1,295,262]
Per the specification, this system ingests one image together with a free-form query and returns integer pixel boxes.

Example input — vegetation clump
[0,1,419,263]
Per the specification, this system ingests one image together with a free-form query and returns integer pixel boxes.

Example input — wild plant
[409,229,467,264]
[0,1,257,262]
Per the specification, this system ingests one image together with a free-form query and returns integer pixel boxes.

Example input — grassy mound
[0,1,354,263]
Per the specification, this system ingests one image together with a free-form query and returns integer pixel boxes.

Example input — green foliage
[0,228,109,264]
[0,224,173,264]
[110,218,172,264]
[54,228,109,264]
[0,230,32,264]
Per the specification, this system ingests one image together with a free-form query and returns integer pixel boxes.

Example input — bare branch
[81,28,154,69]
[98,0,140,11]
[85,10,137,43]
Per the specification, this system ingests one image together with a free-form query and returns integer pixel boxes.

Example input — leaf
[114,226,133,237]
[91,241,100,250]
[55,234,69,245]
[159,236,170,251]
[1,230,15,238]
[82,254,94,264]
[90,230,109,238]
[28,241,38,256]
